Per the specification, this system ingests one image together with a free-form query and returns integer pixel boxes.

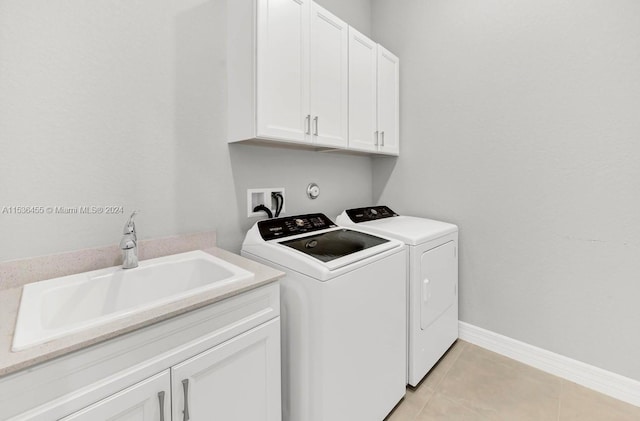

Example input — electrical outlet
[247,188,286,218]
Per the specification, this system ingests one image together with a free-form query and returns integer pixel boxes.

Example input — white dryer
[337,206,458,387]
[242,213,407,421]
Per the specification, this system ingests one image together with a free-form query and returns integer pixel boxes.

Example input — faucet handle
[120,237,136,250]
[123,210,139,235]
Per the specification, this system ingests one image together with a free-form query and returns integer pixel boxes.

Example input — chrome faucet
[120,211,139,269]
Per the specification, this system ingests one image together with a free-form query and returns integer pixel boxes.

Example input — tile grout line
[426,341,500,420]
[557,379,564,421]
[433,341,466,390]
[415,341,468,417]
[413,388,435,420]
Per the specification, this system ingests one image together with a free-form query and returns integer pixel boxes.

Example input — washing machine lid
[337,207,458,246]
[242,213,404,280]
[279,228,389,263]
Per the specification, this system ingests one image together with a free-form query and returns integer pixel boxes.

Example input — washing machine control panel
[345,206,398,223]
[258,213,338,241]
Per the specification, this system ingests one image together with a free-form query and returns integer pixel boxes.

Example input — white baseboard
[458,321,640,408]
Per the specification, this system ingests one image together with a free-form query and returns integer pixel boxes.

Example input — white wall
[372,0,640,381]
[0,0,373,263]
[316,0,371,36]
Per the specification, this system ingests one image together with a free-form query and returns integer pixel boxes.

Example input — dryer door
[420,241,457,329]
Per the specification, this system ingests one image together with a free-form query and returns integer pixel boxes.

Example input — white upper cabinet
[348,26,378,152]
[228,0,399,155]
[228,0,311,145]
[309,3,348,148]
[256,0,310,143]
[348,27,400,155]
[377,45,400,155]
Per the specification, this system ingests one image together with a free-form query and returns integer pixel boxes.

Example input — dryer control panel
[258,213,337,241]
[345,206,398,223]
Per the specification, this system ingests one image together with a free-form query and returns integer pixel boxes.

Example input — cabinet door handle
[158,391,165,421]
[374,131,379,146]
[313,116,319,135]
[305,114,311,134]
[423,278,431,302]
[381,131,385,147]
[182,379,190,421]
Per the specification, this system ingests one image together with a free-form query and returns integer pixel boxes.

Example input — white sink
[12,250,254,352]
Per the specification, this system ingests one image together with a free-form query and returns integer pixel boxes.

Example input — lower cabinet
[59,319,281,421]
[172,319,281,421]
[1,284,282,421]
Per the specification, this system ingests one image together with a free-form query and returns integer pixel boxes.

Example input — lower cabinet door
[60,371,170,421]
[171,318,281,421]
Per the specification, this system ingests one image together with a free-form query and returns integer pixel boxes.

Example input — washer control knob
[295,218,305,227]
[370,208,378,215]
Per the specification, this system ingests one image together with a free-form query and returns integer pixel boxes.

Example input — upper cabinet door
[256,0,311,143]
[309,3,348,148]
[377,45,400,155]
[348,26,378,152]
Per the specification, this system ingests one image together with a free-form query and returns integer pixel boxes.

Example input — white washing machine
[337,206,458,387]
[242,213,407,421]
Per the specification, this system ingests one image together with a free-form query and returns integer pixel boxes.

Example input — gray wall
[0,0,373,262]
[317,0,372,35]
[372,0,640,381]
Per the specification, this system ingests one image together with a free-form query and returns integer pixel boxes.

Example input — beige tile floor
[385,340,640,421]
